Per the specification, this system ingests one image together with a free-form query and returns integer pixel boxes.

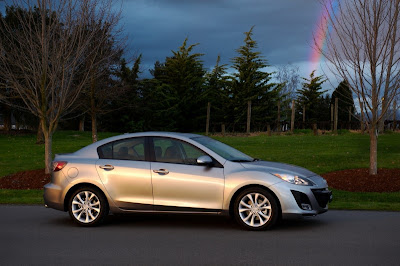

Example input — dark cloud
[121,0,322,76]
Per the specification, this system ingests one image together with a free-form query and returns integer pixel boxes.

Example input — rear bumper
[43,183,64,211]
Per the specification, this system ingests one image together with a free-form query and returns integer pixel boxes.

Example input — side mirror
[197,155,213,166]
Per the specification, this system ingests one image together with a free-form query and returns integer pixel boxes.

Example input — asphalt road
[0,206,399,265]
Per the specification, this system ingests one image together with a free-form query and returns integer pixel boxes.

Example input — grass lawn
[0,189,43,205]
[212,130,400,174]
[0,131,118,177]
[1,130,400,211]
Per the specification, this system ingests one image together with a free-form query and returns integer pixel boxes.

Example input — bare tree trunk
[277,101,281,132]
[36,120,44,144]
[2,104,12,131]
[41,119,52,174]
[91,113,97,143]
[393,100,397,131]
[90,74,98,142]
[267,124,271,136]
[334,98,338,134]
[348,106,352,130]
[360,101,365,134]
[369,125,378,175]
[221,124,225,136]
[79,115,85,132]
[206,102,210,136]
[291,100,295,133]
[246,100,251,134]
[378,115,385,133]
[330,104,334,132]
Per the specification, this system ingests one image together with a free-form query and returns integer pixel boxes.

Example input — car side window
[98,137,146,161]
[153,137,207,165]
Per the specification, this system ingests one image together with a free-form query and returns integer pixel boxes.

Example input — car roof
[72,132,205,157]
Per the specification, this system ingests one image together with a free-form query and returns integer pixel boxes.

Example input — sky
[0,0,338,90]
[120,0,339,90]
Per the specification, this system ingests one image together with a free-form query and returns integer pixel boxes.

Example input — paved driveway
[0,206,399,265]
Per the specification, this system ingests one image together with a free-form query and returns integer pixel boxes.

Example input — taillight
[52,161,67,172]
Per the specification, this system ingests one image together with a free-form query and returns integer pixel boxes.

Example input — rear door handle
[99,164,114,171]
[153,169,169,175]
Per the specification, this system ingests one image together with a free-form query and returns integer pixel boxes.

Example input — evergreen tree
[330,80,355,121]
[318,94,332,122]
[99,56,143,133]
[153,38,205,132]
[297,70,327,123]
[203,55,230,127]
[231,26,279,131]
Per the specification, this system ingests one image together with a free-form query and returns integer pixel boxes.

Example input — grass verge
[329,189,400,211]
[0,189,43,205]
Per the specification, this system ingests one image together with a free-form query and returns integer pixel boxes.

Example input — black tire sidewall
[68,186,109,226]
[233,187,278,231]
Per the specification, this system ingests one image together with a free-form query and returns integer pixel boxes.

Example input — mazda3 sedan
[44,132,332,230]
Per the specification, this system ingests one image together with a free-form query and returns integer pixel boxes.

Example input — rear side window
[98,137,146,161]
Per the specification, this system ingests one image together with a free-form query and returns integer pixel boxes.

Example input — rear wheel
[68,187,109,226]
[233,187,278,230]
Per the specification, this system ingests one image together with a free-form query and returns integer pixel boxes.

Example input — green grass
[329,189,400,211]
[0,189,43,204]
[0,130,118,177]
[1,130,400,210]
[212,132,400,174]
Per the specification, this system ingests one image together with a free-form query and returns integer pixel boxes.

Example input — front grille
[311,188,332,208]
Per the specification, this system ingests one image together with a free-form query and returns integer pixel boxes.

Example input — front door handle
[99,164,114,171]
[153,169,169,175]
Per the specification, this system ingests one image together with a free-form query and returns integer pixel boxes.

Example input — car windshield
[191,136,254,162]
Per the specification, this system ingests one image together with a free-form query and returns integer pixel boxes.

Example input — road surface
[0,206,399,265]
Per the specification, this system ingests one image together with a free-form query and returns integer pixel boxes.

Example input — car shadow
[46,212,329,232]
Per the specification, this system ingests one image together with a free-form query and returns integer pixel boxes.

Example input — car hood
[240,160,318,179]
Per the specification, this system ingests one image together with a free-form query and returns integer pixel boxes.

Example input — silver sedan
[44,132,332,230]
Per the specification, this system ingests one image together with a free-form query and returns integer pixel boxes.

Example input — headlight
[273,173,314,186]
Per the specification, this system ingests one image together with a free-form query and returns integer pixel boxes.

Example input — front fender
[223,169,283,210]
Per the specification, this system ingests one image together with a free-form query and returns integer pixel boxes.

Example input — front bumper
[270,180,332,218]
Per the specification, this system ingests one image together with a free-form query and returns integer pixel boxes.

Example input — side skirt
[114,201,224,214]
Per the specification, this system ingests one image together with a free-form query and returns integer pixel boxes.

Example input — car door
[96,137,153,210]
[150,137,224,211]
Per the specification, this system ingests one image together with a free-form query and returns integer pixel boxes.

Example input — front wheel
[68,187,109,226]
[233,188,279,230]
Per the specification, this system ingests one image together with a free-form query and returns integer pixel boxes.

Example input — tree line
[62,28,360,135]
[1,17,359,137]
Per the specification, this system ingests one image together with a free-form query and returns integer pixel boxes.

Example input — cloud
[121,0,321,73]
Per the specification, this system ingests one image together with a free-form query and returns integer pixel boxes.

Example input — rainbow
[309,0,337,74]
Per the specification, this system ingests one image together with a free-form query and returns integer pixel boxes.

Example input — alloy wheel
[71,190,101,224]
[238,192,272,227]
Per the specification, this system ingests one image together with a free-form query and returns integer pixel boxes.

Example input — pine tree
[297,70,327,123]
[203,55,230,127]
[231,26,279,132]
[145,38,205,132]
[330,80,355,122]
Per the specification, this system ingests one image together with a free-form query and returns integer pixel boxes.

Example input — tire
[233,187,278,230]
[68,186,109,226]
